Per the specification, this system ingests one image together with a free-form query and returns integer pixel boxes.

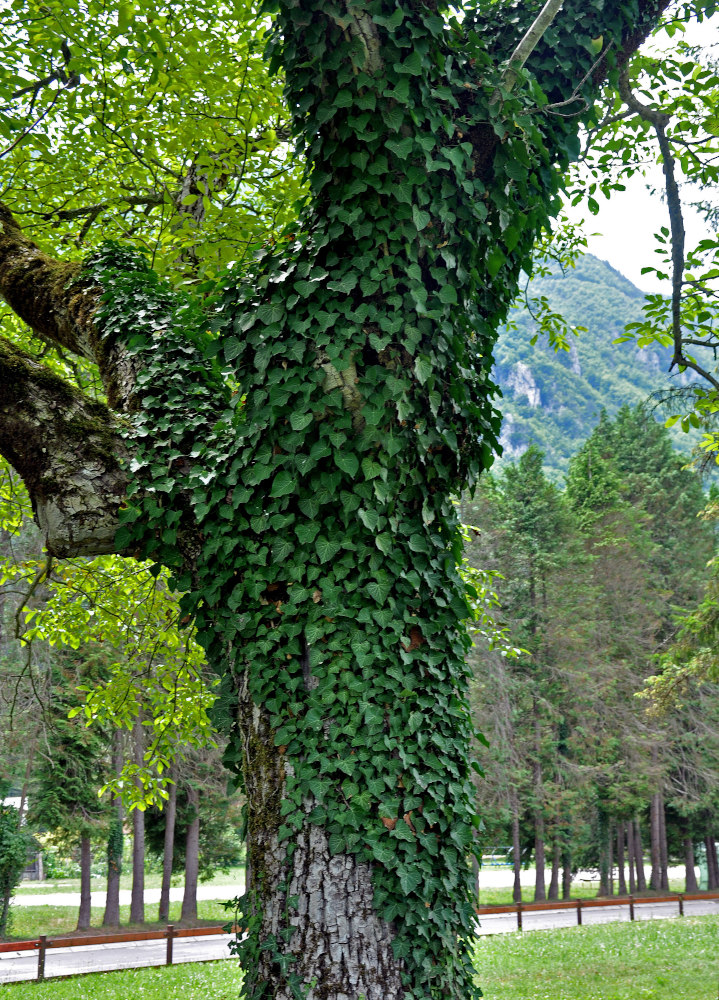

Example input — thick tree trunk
[511,797,523,904]
[103,735,123,927]
[617,822,627,895]
[706,835,719,890]
[627,820,636,894]
[130,721,145,924]
[562,842,572,900]
[158,771,177,923]
[634,820,647,892]
[658,796,669,891]
[548,838,560,901]
[684,836,698,893]
[650,795,662,891]
[77,836,92,931]
[180,785,200,923]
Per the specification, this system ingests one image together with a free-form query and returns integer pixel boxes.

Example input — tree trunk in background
[562,843,572,900]
[617,823,627,895]
[658,797,669,891]
[77,836,92,931]
[627,821,636,894]
[598,810,610,897]
[684,837,698,892]
[650,795,662,891]
[608,825,614,896]
[103,734,123,927]
[159,770,178,923]
[547,839,560,901]
[130,719,145,924]
[180,785,200,922]
[706,835,719,890]
[634,820,647,891]
[511,793,522,904]
[532,714,546,902]
[471,853,480,906]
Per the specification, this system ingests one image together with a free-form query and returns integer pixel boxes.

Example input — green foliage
[0,804,32,938]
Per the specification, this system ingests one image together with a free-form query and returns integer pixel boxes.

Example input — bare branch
[502,0,565,93]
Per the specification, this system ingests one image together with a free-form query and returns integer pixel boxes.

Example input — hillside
[492,254,696,480]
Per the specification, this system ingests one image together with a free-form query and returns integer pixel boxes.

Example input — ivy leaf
[414,355,433,385]
[335,452,360,476]
[270,471,296,498]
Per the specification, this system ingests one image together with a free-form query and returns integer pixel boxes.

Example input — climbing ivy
[78,2,699,997]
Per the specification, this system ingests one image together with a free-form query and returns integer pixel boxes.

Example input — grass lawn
[474,916,719,999]
[477,878,689,907]
[13,867,246,897]
[5,900,233,940]
[3,962,243,1000]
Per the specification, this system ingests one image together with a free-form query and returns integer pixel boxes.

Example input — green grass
[3,961,243,1000]
[474,915,719,999]
[477,878,689,907]
[5,900,233,941]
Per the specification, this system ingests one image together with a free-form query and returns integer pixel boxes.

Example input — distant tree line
[466,405,719,901]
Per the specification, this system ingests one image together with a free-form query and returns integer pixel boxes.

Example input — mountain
[492,254,696,481]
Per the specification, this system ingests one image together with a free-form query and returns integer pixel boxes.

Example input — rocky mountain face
[492,254,695,480]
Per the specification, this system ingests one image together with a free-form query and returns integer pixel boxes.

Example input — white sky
[567,14,719,293]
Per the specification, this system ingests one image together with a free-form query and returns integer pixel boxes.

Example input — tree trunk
[598,809,610,897]
[533,714,546,902]
[634,819,647,892]
[158,770,178,923]
[77,836,92,931]
[609,823,614,896]
[547,838,560,901]
[103,734,123,927]
[562,841,572,900]
[180,785,200,923]
[650,795,662,891]
[130,720,145,924]
[684,836,698,893]
[511,795,522,904]
[617,822,627,895]
[627,820,636,894]
[658,795,669,891]
[706,835,719,890]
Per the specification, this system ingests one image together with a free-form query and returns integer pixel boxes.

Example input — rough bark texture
[706,834,719,890]
[627,821,636,894]
[617,822,627,895]
[547,839,560,901]
[77,836,92,931]
[598,810,610,897]
[650,794,662,891]
[684,836,698,893]
[658,796,669,891]
[238,676,404,1000]
[159,770,177,923]
[634,820,647,892]
[180,785,200,923]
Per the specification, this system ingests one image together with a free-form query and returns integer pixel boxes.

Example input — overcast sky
[566,14,719,293]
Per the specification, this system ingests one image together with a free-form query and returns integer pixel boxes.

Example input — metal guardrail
[476,890,719,932]
[0,923,239,981]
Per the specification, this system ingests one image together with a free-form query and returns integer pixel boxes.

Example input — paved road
[0,932,237,983]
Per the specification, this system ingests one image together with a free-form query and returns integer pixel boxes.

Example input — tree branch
[0,338,130,556]
[502,0,565,93]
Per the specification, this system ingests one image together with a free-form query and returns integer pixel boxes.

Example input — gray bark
[650,795,662,891]
[77,836,92,930]
[684,836,698,893]
[627,820,636,894]
[706,835,719,890]
[658,796,669,891]
[547,838,560,901]
[159,770,177,923]
[180,784,200,923]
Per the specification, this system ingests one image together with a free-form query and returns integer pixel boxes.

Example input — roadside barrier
[476,890,719,932]
[0,923,238,981]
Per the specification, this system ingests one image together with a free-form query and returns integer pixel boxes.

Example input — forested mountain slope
[494,255,694,479]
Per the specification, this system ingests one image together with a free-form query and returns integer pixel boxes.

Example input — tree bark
[562,842,572,900]
[627,820,636,894]
[548,837,560,901]
[650,795,662,891]
[617,822,627,895]
[533,714,546,902]
[180,785,200,923]
[130,721,145,924]
[706,834,719,890]
[658,795,669,891]
[684,836,698,893]
[634,819,647,892]
[598,809,610,897]
[158,769,177,923]
[77,835,92,931]
[103,734,123,927]
[511,793,522,904]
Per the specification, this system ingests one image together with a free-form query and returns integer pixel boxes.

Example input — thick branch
[0,338,129,556]
[502,0,565,92]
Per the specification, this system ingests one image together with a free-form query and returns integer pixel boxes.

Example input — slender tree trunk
[511,796,522,904]
[650,795,662,891]
[627,820,636,894]
[684,836,698,892]
[533,714,546,902]
[562,841,572,900]
[634,820,647,892]
[547,837,560,901]
[77,836,92,931]
[103,734,123,927]
[180,785,200,923]
[158,769,178,923]
[658,796,669,891]
[598,809,610,897]
[617,822,627,895]
[609,824,614,896]
[130,719,145,924]
[706,835,719,890]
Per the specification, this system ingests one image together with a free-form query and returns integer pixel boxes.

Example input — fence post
[576,898,582,926]
[166,924,175,965]
[629,895,635,921]
[516,902,523,932]
[678,894,684,917]
[37,936,46,981]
